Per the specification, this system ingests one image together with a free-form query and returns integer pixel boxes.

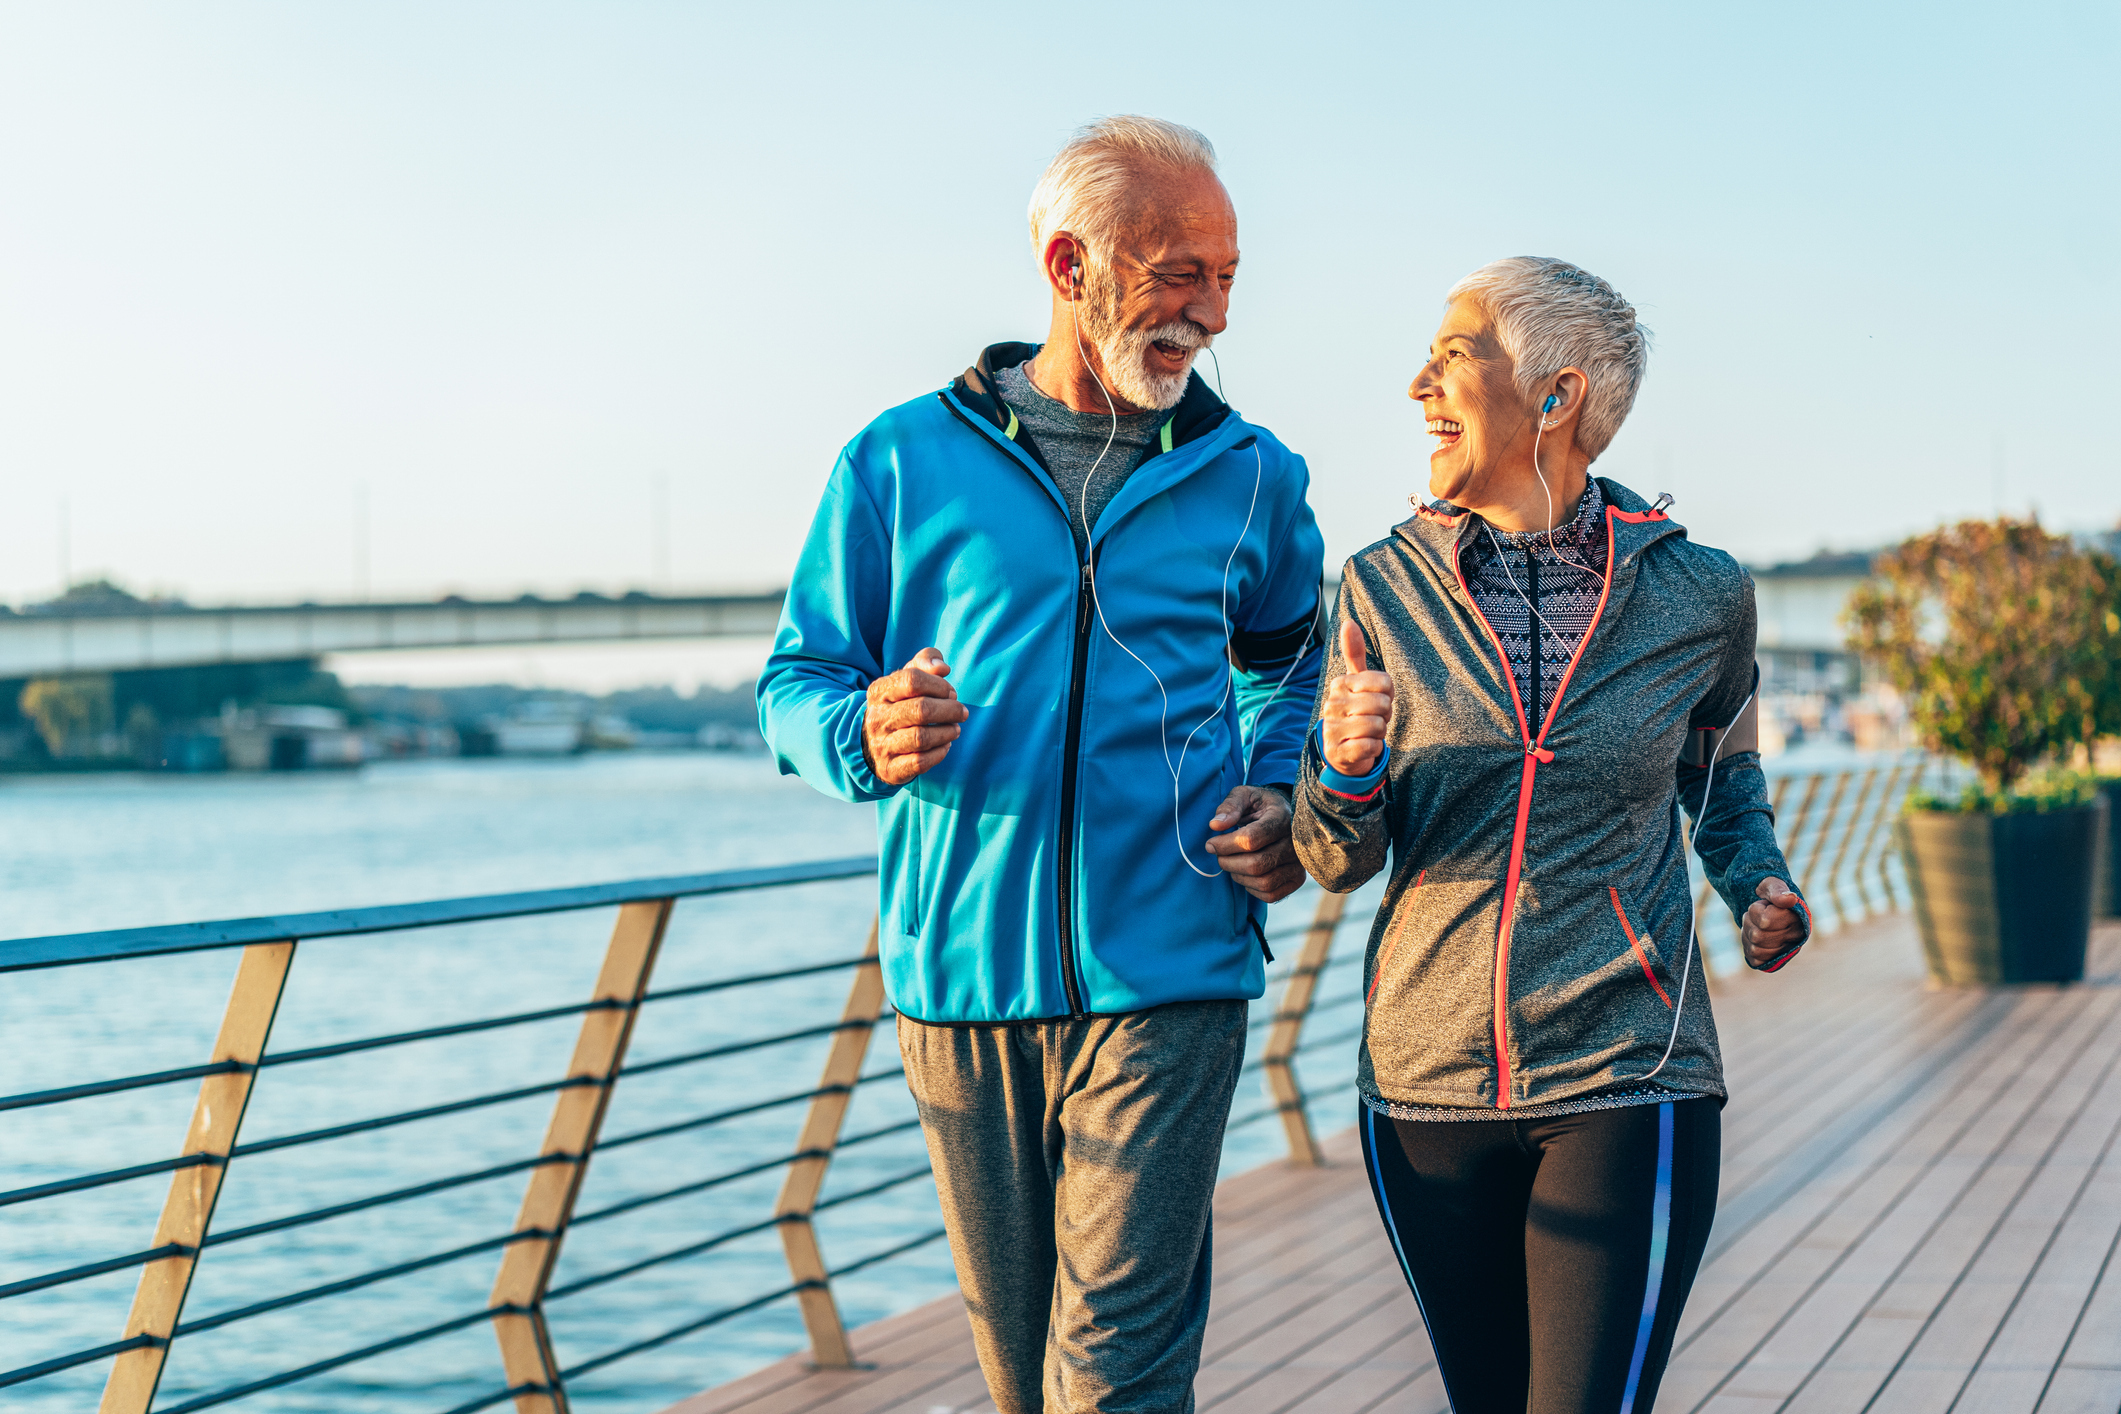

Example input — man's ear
[1043,233,1084,301]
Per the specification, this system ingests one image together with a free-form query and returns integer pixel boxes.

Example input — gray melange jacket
[1294,477,1803,1113]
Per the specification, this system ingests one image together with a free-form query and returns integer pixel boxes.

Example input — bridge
[0,591,787,678]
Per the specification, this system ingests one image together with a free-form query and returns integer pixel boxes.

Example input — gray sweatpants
[898,1000,1247,1414]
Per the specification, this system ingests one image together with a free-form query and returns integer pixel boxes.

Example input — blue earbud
[1542,394,1559,413]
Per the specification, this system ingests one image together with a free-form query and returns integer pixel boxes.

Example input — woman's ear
[1544,368,1590,425]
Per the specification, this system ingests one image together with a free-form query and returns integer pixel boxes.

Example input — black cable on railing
[203,1153,570,1249]
[567,1115,925,1229]
[639,952,872,1004]
[542,1214,779,1302]
[257,998,617,1070]
[0,1060,243,1113]
[152,1305,523,1414]
[825,1224,951,1279]
[0,1242,187,1302]
[0,1151,216,1209]
[174,1228,551,1338]
[556,1225,952,1386]
[433,1380,553,1414]
[0,1334,158,1390]
[594,1064,904,1152]
[618,1016,876,1079]
[229,1075,595,1158]
[546,1161,935,1304]
[553,1281,801,1384]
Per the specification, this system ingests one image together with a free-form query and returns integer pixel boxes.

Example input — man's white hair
[1027,116,1218,262]
[1448,257,1652,461]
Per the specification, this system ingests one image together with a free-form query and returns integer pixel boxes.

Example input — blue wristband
[1314,723,1388,801]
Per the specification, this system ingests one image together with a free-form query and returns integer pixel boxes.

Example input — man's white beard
[1077,279,1211,412]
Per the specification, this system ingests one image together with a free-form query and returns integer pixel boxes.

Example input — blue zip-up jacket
[758,343,1326,1023]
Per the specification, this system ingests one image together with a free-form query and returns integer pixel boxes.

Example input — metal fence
[1691,756,1931,975]
[0,860,1377,1414]
[0,758,1914,1412]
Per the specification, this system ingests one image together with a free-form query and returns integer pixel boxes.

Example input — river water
[0,754,1370,1412]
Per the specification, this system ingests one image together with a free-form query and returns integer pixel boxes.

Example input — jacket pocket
[897,805,926,937]
[1608,887,1672,1008]
[1365,869,1425,1005]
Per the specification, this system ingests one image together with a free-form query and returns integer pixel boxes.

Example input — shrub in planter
[1846,518,2114,984]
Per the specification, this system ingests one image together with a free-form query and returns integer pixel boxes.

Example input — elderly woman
[1293,257,1809,1414]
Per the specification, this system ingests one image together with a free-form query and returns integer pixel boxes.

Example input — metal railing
[1692,756,1932,976]
[0,757,1917,1412]
[0,862,1374,1414]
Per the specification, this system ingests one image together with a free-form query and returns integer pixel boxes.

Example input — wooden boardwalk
[671,916,2121,1414]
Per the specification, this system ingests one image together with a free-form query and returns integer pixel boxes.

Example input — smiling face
[1408,298,1537,507]
[1073,165,1238,410]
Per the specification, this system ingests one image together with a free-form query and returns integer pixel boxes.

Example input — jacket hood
[950,341,1233,462]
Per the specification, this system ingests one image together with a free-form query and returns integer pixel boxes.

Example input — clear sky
[2,3,2114,669]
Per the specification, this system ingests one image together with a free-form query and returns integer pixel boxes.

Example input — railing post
[1801,771,1852,904]
[1876,763,1922,912]
[1778,773,1825,885]
[1850,760,1909,919]
[1262,890,1348,1168]
[489,897,674,1414]
[1821,768,1881,933]
[775,917,885,1368]
[101,939,297,1414]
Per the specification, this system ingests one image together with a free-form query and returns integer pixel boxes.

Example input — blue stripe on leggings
[1619,1102,1674,1414]
[1363,1107,1419,1290]
[1363,1106,1463,1414]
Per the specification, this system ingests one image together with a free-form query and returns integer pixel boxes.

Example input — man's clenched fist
[863,648,969,786]
[1321,619,1394,778]
[1204,785,1304,903]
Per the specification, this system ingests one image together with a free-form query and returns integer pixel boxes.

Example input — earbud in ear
[1542,394,1559,413]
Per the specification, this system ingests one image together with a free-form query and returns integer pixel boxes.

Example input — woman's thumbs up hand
[1322,618,1394,778]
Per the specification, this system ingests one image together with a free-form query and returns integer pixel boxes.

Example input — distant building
[1750,549,1876,694]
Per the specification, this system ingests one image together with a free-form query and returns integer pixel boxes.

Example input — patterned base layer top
[1370,478,1682,1123]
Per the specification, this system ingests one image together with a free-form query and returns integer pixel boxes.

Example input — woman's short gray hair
[1448,257,1652,460]
[1028,116,1218,263]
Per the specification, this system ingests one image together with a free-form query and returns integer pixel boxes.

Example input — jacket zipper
[1055,557,1095,1017]
[939,390,1095,1016]
[1450,511,1620,1107]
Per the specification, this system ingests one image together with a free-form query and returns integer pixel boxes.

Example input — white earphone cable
[1616,685,1757,1085]
[1067,267,1280,878]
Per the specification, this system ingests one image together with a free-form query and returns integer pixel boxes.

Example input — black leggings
[1360,1097,1720,1414]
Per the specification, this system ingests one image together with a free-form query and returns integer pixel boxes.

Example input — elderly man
[757,117,1325,1412]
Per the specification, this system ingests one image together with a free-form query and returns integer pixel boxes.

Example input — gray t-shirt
[995,360,1164,554]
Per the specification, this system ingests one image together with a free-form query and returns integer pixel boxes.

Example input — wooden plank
[100,940,296,1414]
[666,1299,968,1414]
[1952,1062,2121,1411]
[1199,1290,1420,1412]
[1758,990,2121,1413]
[1660,987,2092,1412]
[1688,989,2101,1409]
[2035,1367,2121,1414]
[1857,993,2121,1413]
[1194,1268,1402,1404]
[492,898,673,1413]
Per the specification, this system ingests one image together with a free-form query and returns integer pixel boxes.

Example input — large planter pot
[2098,780,2121,918]
[1898,802,2100,985]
